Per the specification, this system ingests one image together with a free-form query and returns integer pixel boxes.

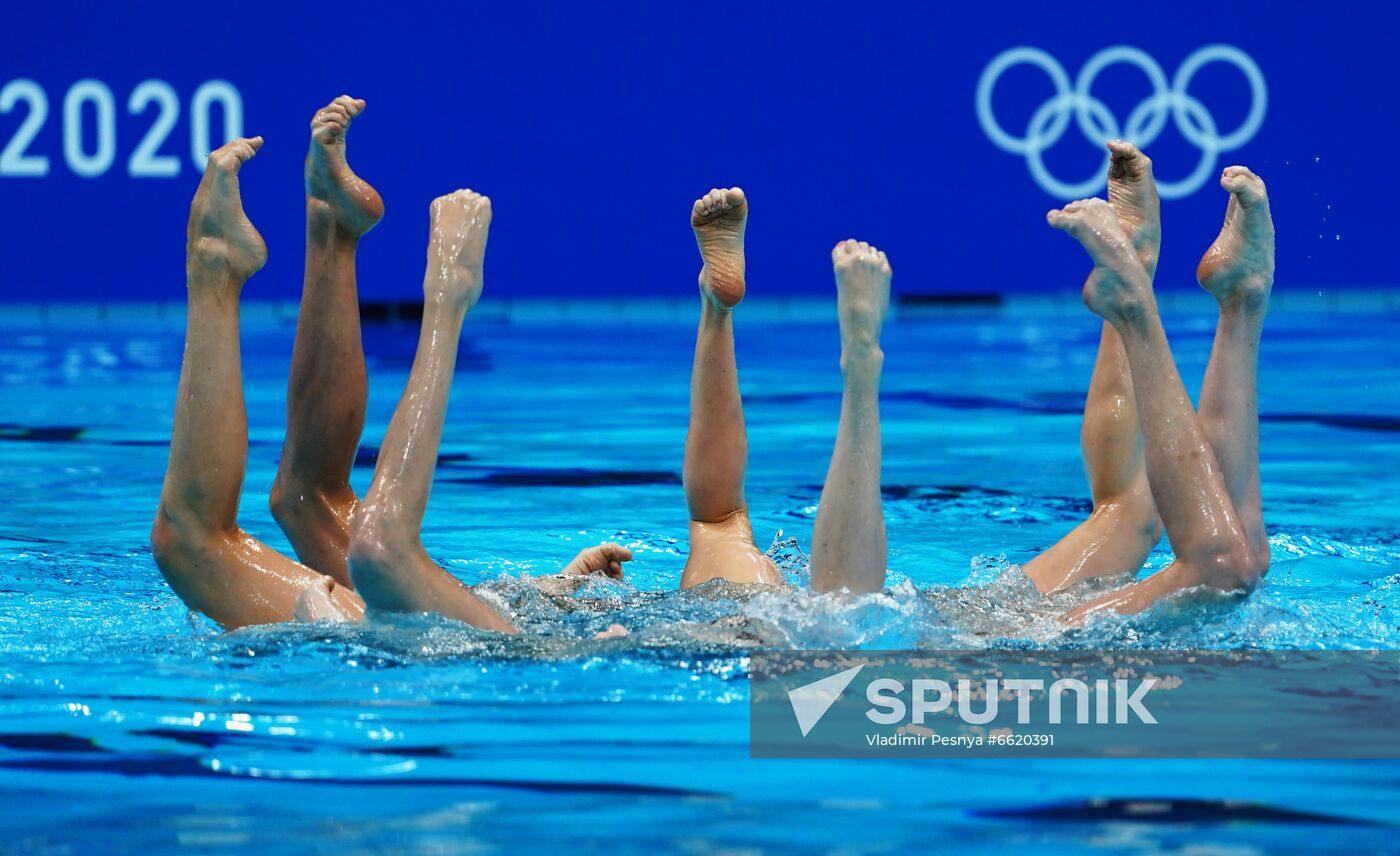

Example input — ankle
[1218,279,1271,318]
[186,266,245,294]
[307,202,367,245]
[700,295,736,321]
[1106,294,1157,335]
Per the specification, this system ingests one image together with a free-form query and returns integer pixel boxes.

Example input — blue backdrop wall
[1,0,1396,302]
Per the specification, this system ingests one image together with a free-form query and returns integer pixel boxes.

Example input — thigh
[681,512,782,588]
[157,527,362,628]
[1022,505,1159,595]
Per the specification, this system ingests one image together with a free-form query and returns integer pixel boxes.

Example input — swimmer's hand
[561,543,633,580]
[593,624,630,640]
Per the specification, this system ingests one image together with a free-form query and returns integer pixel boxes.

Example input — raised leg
[345,190,516,631]
[151,137,365,628]
[270,96,384,588]
[1023,142,1162,593]
[1046,197,1263,621]
[810,240,890,593]
[1196,166,1274,562]
[680,187,781,588]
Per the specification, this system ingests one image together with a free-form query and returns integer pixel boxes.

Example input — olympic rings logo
[976,45,1267,199]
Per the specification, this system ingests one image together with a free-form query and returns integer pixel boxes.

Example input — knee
[268,474,321,531]
[150,505,222,577]
[149,510,184,569]
[1241,542,1271,585]
[1203,538,1266,590]
[271,477,354,543]
[345,506,413,581]
[268,476,291,525]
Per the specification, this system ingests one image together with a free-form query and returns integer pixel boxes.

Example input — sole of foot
[307,95,384,236]
[692,187,748,311]
[1105,139,1161,276]
[1197,166,1274,314]
[1047,198,1152,326]
[831,239,891,355]
[425,189,492,308]
[188,136,267,284]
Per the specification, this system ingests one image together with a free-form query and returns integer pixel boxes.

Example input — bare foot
[188,137,268,285]
[692,187,748,310]
[1105,140,1161,276]
[306,95,384,237]
[593,624,630,640]
[424,189,492,308]
[1197,166,1274,314]
[561,542,634,580]
[831,239,891,356]
[1046,198,1152,325]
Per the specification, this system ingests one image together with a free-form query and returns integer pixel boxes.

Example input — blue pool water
[0,298,1397,853]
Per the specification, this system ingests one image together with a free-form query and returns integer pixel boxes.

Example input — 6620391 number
[0,79,243,178]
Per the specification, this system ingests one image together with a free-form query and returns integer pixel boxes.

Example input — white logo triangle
[787,664,865,737]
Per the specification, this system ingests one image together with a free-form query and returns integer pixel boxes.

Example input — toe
[210,137,262,172]
[1106,139,1135,163]
[1220,167,1266,203]
[1107,139,1151,169]
[1224,165,1262,185]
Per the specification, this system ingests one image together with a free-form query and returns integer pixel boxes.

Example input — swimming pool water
[0,299,1397,853]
